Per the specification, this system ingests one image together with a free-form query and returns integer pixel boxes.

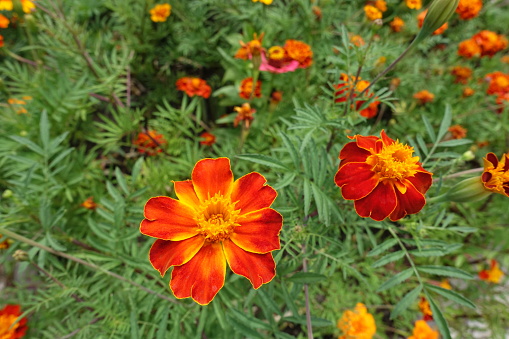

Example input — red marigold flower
[485,71,509,95]
[473,30,508,57]
[0,35,4,48]
[458,39,482,58]
[81,197,98,210]
[413,90,434,105]
[0,304,28,339]
[481,152,509,197]
[417,10,448,35]
[390,17,405,32]
[479,259,504,283]
[270,90,283,105]
[133,130,167,156]
[456,0,482,20]
[176,77,212,98]
[140,158,283,305]
[239,77,262,99]
[199,132,216,146]
[284,39,313,69]
[495,92,509,113]
[448,124,468,139]
[335,74,379,118]
[334,130,433,221]
[408,320,439,339]
[405,0,422,10]
[337,303,376,339]
[462,87,475,97]
[233,103,256,128]
[0,235,11,250]
[150,3,171,22]
[451,66,472,84]
[356,100,380,119]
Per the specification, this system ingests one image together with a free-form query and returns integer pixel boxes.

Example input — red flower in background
[479,259,504,284]
[0,304,28,339]
[133,130,167,155]
[199,132,216,146]
[176,77,212,98]
[456,0,482,20]
[239,77,262,99]
[335,73,380,119]
[140,158,283,305]
[334,130,433,221]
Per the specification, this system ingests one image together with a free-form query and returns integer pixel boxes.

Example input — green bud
[415,0,460,45]
[442,176,491,203]
[2,189,13,198]
[461,150,475,162]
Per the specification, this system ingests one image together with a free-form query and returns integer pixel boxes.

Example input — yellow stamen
[366,141,420,182]
[195,193,240,242]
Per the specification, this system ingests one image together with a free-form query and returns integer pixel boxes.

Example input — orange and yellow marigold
[413,90,435,105]
[133,130,167,156]
[239,77,262,99]
[364,5,382,21]
[0,14,9,28]
[481,152,509,197]
[0,304,28,339]
[405,0,422,10]
[448,125,468,139]
[176,77,212,98]
[451,66,472,84]
[150,3,171,22]
[456,0,483,20]
[0,0,13,11]
[284,39,313,69]
[337,303,376,339]
[390,17,405,32]
[408,320,439,339]
[479,259,504,283]
[233,103,256,128]
[140,158,283,305]
[199,132,216,146]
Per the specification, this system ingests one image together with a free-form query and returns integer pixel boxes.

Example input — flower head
[479,259,504,284]
[337,303,376,339]
[439,279,452,290]
[451,66,472,84]
[176,77,212,98]
[233,103,256,128]
[481,152,509,197]
[259,46,300,73]
[364,5,382,21]
[0,235,12,250]
[458,39,482,58]
[448,125,467,139]
[418,297,433,321]
[81,197,98,210]
[408,320,439,339]
[485,71,509,95]
[413,90,434,105]
[133,130,167,155]
[0,35,4,48]
[140,158,283,305]
[473,30,508,57]
[150,4,171,22]
[373,0,387,12]
[417,10,448,35]
[390,17,405,32]
[0,304,28,339]
[350,34,365,47]
[199,132,216,146]
[335,74,379,118]
[335,130,433,221]
[284,39,313,69]
[270,90,283,105]
[239,77,262,99]
[0,0,13,11]
[0,14,9,28]
[235,33,264,60]
[495,92,509,113]
[456,0,482,20]
[463,87,475,97]
[21,0,35,13]
[405,0,422,10]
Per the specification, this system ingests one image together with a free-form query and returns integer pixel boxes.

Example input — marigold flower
[364,5,382,21]
[233,103,256,128]
[140,158,283,305]
[473,30,508,57]
[199,132,216,146]
[356,100,380,119]
[133,130,167,156]
[337,303,376,339]
[235,33,264,60]
[0,0,13,11]
[451,66,472,84]
[373,0,387,12]
[334,130,433,221]
[0,235,11,250]
[408,320,439,339]
[335,74,379,118]
[481,152,509,197]
[270,90,283,105]
[20,0,35,13]
[457,39,482,58]
[405,0,422,10]
[448,125,467,139]
[239,77,262,99]
[418,297,433,321]
[0,14,9,28]
[462,87,475,97]
[439,279,452,290]
[350,34,365,47]
[413,90,434,105]
[81,197,98,210]
[456,0,482,20]
[479,259,504,283]
[252,0,273,4]
[284,39,313,69]
[259,46,299,73]
[485,71,509,95]
[390,17,405,32]
[176,77,212,98]
[150,3,171,22]
[0,304,28,339]
[417,10,448,35]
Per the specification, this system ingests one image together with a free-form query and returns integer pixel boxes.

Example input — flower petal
[140,197,199,241]
[149,236,205,276]
[174,180,200,207]
[354,135,379,151]
[170,242,226,305]
[231,208,282,253]
[192,158,234,202]
[389,180,426,221]
[406,171,433,194]
[380,129,395,146]
[354,182,397,221]
[335,162,379,200]
[231,172,277,215]
[223,239,276,289]
[339,141,371,163]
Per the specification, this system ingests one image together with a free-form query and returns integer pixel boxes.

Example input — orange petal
[354,181,397,221]
[339,141,371,162]
[231,172,277,215]
[169,242,226,305]
[389,181,426,221]
[406,171,433,194]
[380,129,395,146]
[355,135,379,151]
[174,180,200,207]
[335,162,379,200]
[140,197,199,240]
[149,236,205,276]
[232,208,282,253]
[223,239,276,289]
[192,158,233,202]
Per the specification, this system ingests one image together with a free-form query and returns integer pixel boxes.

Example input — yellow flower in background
[0,0,13,11]
[408,320,439,339]
[364,5,382,21]
[439,279,452,290]
[337,303,376,339]
[405,0,422,10]
[252,0,273,4]
[150,3,171,22]
[479,259,504,284]
[21,0,35,13]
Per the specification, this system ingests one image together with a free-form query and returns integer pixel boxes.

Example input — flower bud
[438,176,491,203]
[415,0,460,45]
[13,249,29,262]
[2,189,13,198]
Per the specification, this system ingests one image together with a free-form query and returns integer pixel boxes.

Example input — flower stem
[302,244,313,339]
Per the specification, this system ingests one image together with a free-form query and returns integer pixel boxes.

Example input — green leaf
[372,251,405,268]
[288,272,326,284]
[236,154,289,171]
[156,307,169,339]
[424,292,451,339]
[368,238,398,257]
[115,167,129,195]
[417,266,474,280]
[212,300,227,330]
[446,226,477,233]
[377,268,414,292]
[130,309,139,339]
[131,157,144,184]
[437,104,452,141]
[10,135,44,155]
[425,284,476,309]
[391,285,422,319]
[409,248,446,257]
[438,139,472,147]
[422,115,436,142]
[279,132,300,167]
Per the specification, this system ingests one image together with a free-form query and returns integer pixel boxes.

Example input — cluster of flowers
[334,73,380,119]
[0,0,35,47]
[458,30,508,59]
[4,96,32,114]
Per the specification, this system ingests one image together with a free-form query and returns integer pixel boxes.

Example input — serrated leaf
[425,284,476,309]
[425,292,451,339]
[438,139,472,147]
[368,238,398,257]
[391,285,422,319]
[288,272,326,284]
[417,266,474,280]
[372,251,405,268]
[236,154,289,171]
[377,268,414,292]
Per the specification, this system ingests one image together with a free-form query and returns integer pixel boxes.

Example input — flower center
[268,46,286,60]
[366,141,420,181]
[0,314,20,339]
[195,193,240,242]
[484,166,509,193]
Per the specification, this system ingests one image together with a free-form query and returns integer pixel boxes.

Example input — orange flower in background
[140,158,283,305]
[418,297,433,321]
[473,30,508,57]
[364,5,382,21]
[0,0,13,11]
[390,17,405,32]
[458,39,482,58]
[485,71,509,95]
[479,259,504,283]
[235,33,264,60]
[252,0,273,4]
[270,90,283,105]
[448,125,467,139]
[463,87,474,97]
[337,303,376,339]
[335,74,379,118]
[413,90,434,105]
[495,93,509,113]
[405,0,422,10]
[0,14,9,28]
[373,0,387,12]
[199,132,216,146]
[0,304,28,339]
[0,235,11,250]
[20,0,35,13]
[408,320,439,339]
[81,197,98,210]
[502,55,509,64]
[150,3,171,22]
[284,39,313,69]
[312,6,322,20]
[439,279,452,290]
[334,130,433,221]
[260,45,300,73]
[233,103,256,128]
[417,10,448,35]
[481,152,509,197]
[356,100,380,119]
[0,35,3,48]
[350,34,365,47]
[456,0,482,20]
[451,66,472,84]
[176,77,212,98]
[133,130,167,156]
[239,77,262,99]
